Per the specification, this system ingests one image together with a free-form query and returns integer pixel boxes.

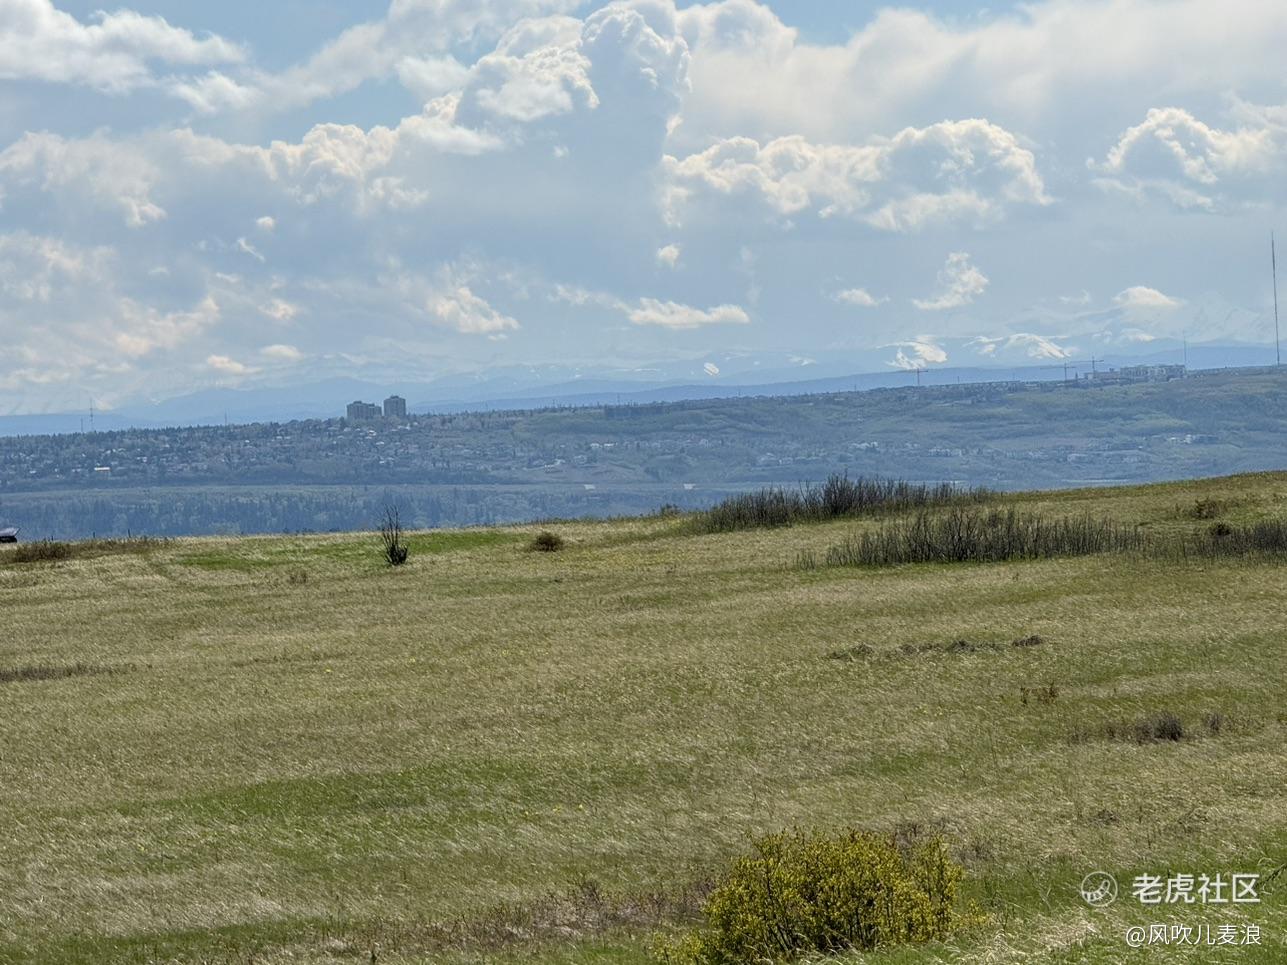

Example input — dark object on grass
[1141,712,1186,742]
[530,530,565,552]
[827,644,874,661]
[0,527,17,543]
[380,506,409,566]
[0,662,131,685]
[1103,711,1187,744]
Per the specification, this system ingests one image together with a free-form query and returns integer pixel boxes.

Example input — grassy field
[2,473,1285,963]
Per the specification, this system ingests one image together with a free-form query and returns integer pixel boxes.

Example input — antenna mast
[1274,232,1281,368]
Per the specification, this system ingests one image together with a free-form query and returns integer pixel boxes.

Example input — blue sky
[2,0,1286,412]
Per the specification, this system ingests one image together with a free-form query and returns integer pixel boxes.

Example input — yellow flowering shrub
[658,827,979,964]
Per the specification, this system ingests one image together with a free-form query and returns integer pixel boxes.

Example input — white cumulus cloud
[259,298,299,321]
[261,343,302,361]
[663,119,1048,231]
[1093,106,1285,210]
[913,253,989,311]
[627,299,750,329]
[835,288,885,307]
[0,0,243,93]
[206,353,254,375]
[431,286,521,334]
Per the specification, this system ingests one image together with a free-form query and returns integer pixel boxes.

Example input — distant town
[3,363,1194,492]
[4,363,1282,540]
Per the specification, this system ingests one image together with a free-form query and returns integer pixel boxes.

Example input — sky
[2,0,1286,413]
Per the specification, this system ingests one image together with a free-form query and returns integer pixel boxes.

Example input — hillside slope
[2,473,1285,963]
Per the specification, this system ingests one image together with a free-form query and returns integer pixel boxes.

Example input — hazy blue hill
[3,365,1285,540]
[6,343,1271,436]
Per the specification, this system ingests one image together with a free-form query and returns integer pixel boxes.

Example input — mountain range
[0,340,1275,437]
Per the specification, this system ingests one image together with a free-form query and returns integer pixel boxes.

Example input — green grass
[1,475,1285,963]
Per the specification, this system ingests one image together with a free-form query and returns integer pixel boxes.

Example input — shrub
[701,487,794,532]
[3,536,165,566]
[658,828,977,964]
[822,508,1147,567]
[1182,519,1287,557]
[826,644,874,661]
[10,540,73,563]
[1102,711,1187,744]
[698,475,993,533]
[1188,498,1228,520]
[1019,683,1059,705]
[529,530,566,552]
[1138,712,1186,742]
[380,506,409,566]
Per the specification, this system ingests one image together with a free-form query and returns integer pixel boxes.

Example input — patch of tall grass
[1180,519,1287,557]
[2,536,164,565]
[821,507,1147,567]
[698,475,993,533]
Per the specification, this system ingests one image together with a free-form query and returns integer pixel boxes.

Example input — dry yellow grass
[0,474,1284,963]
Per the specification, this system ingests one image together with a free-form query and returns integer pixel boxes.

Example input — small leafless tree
[380,505,409,566]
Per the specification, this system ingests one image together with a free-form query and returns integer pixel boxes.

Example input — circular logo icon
[1080,872,1119,907]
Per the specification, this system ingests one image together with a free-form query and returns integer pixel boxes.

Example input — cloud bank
[1,0,1286,412]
